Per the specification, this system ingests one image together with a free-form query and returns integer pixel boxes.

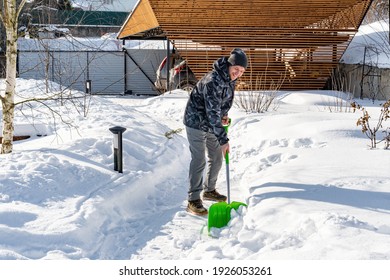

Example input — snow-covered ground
[1,78,389,262]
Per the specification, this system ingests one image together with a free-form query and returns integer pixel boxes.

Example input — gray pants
[186,126,223,201]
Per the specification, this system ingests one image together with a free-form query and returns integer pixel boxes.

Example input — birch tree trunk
[0,0,26,154]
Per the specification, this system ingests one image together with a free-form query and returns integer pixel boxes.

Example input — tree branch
[13,94,86,106]
[16,0,27,19]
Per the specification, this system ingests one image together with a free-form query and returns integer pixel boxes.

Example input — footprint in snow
[293,138,314,148]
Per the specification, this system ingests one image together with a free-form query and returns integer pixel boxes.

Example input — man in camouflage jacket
[183,48,248,216]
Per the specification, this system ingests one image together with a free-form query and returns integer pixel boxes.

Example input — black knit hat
[227,48,248,69]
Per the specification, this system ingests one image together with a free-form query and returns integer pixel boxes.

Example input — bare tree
[0,0,104,153]
[0,0,27,153]
[363,0,389,23]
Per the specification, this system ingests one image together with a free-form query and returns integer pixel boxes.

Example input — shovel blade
[208,201,247,232]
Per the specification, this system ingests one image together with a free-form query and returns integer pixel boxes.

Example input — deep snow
[0,81,389,261]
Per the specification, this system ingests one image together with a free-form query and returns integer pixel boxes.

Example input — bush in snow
[234,71,283,113]
[352,99,390,148]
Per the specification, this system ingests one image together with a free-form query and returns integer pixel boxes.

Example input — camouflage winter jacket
[183,57,236,145]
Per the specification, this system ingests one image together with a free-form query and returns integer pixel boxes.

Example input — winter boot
[202,190,227,202]
[186,199,208,216]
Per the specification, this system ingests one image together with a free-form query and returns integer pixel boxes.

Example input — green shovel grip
[223,118,231,165]
[222,117,231,133]
[225,151,229,164]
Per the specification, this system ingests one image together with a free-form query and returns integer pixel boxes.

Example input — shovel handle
[223,118,231,203]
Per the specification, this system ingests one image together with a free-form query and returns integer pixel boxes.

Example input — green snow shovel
[207,121,247,232]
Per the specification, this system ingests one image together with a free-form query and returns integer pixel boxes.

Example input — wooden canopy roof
[118,0,373,90]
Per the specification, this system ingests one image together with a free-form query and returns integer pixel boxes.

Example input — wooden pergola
[118,0,373,90]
